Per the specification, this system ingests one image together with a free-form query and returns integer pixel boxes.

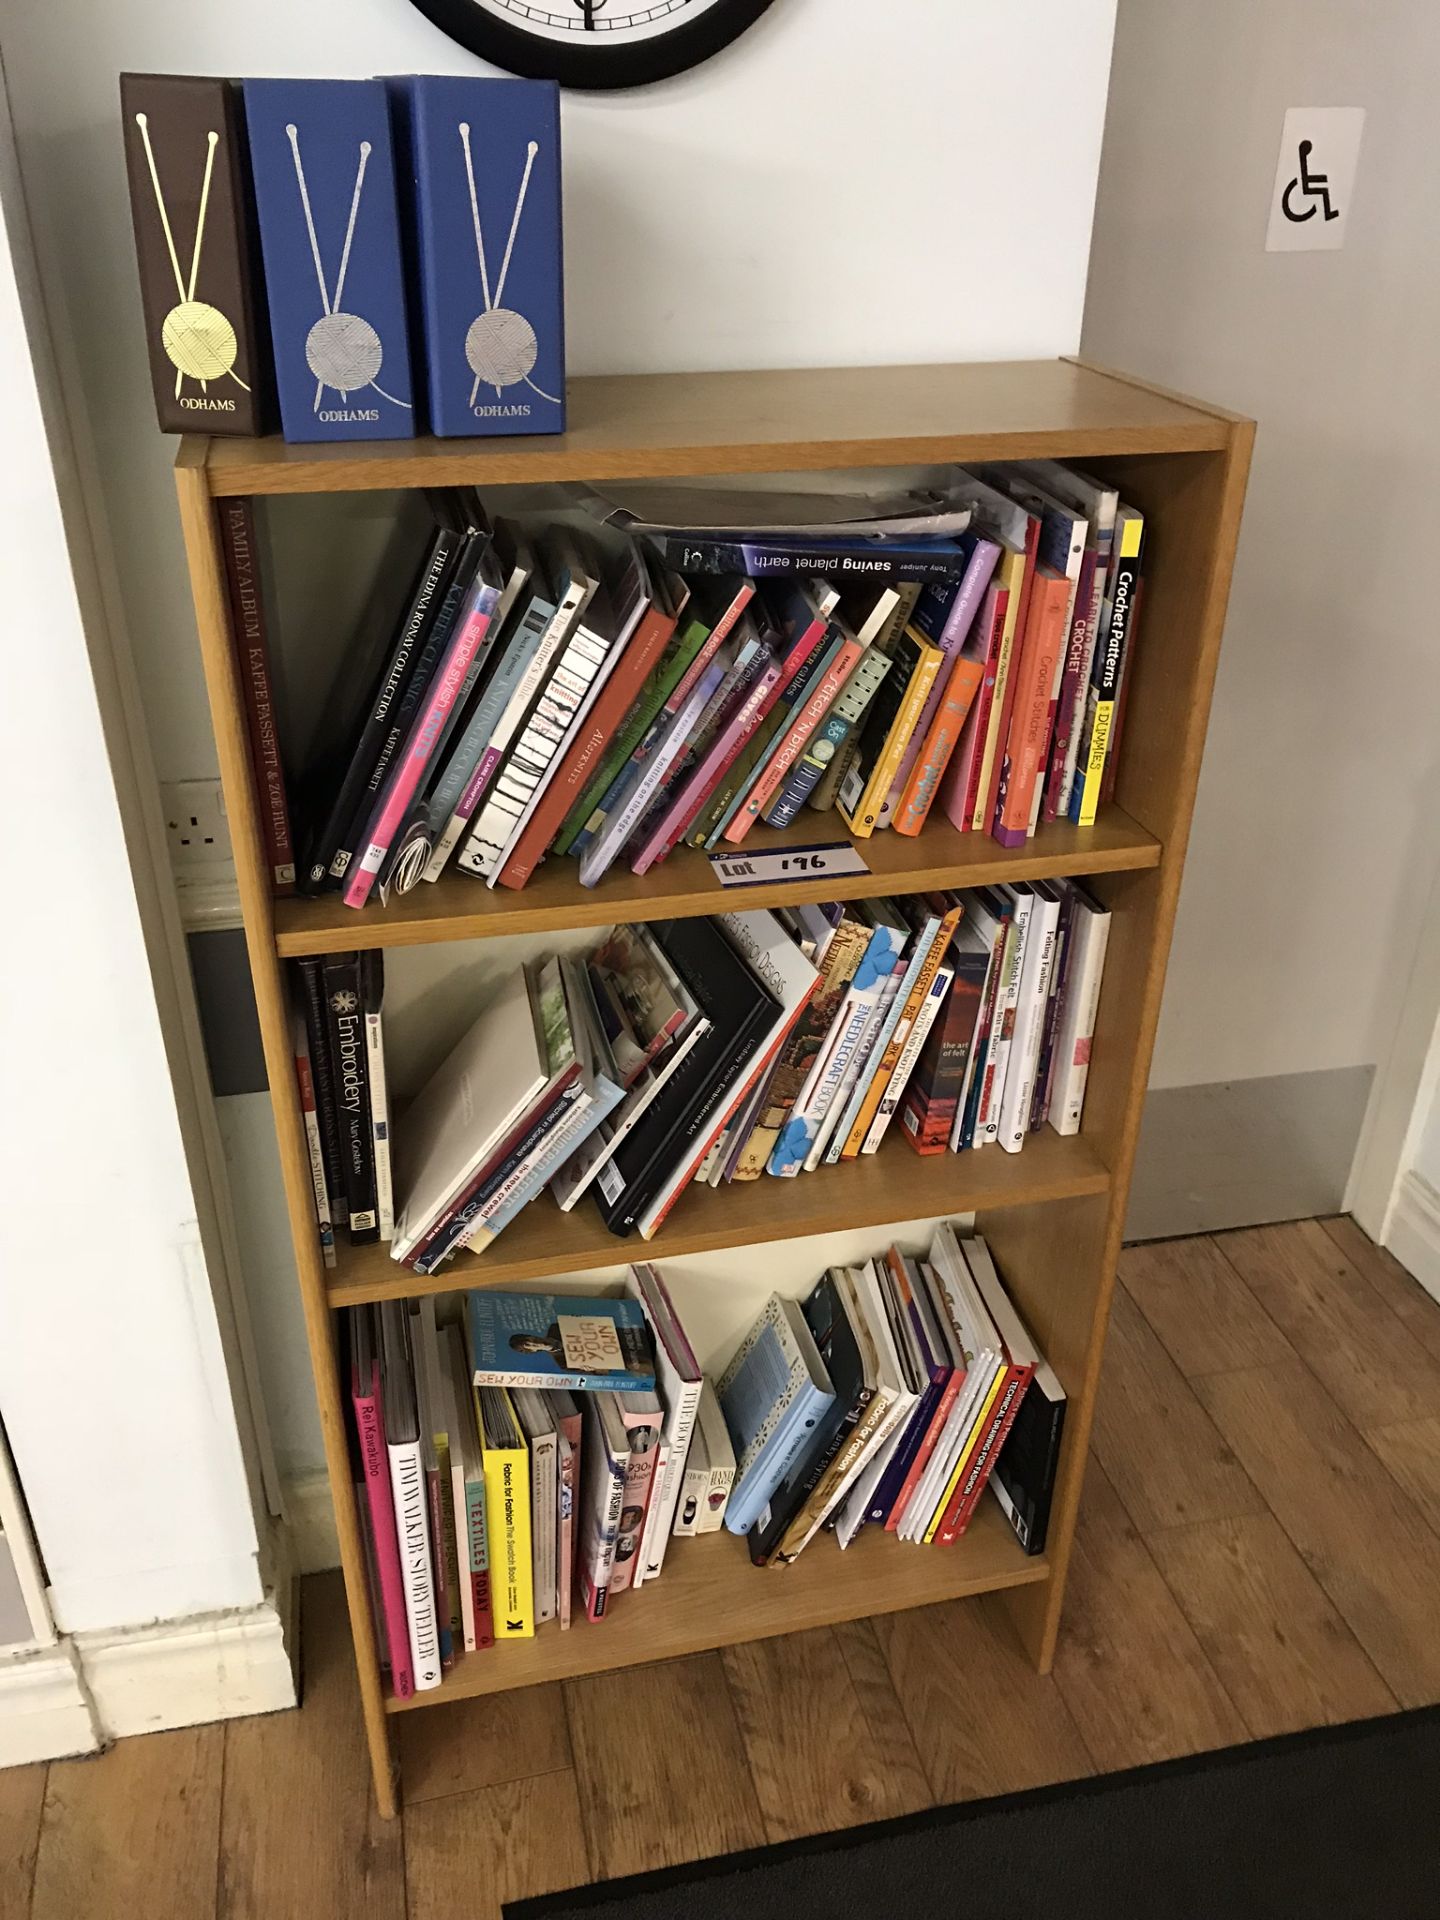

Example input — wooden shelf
[274,809,1161,957]
[194,358,1231,498]
[387,1501,1047,1710]
[327,1130,1111,1308]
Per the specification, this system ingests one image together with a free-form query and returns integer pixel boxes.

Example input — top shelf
[189,359,1236,497]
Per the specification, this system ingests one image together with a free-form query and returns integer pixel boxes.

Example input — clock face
[406,0,777,88]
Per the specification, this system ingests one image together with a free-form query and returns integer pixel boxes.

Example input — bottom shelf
[386,1497,1048,1712]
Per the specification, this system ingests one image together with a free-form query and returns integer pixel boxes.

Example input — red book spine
[885,1369,965,1532]
[352,1374,415,1698]
[666,581,754,714]
[935,1364,1035,1544]
[218,497,295,893]
[991,570,1070,849]
[895,653,984,837]
[497,597,682,891]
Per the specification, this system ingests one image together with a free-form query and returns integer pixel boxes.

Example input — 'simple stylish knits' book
[120,73,272,435]
[466,1292,655,1393]
[242,78,415,442]
[388,75,565,438]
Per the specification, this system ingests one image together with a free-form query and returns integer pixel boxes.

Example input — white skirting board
[285,1470,343,1575]
[1385,1171,1440,1307]
[0,1642,99,1766]
[75,1594,297,1740]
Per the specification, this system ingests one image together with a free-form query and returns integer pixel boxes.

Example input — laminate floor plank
[722,1623,931,1841]
[405,1771,590,1920]
[1147,1511,1396,1737]
[565,1653,764,1879]
[396,1682,572,1804]
[1366,1415,1440,1539]
[1090,1285,1265,1533]
[32,1728,221,1920]
[877,1595,1093,1801]
[1217,1220,1440,1429]
[1119,1235,1293,1377]
[1050,1459,1247,1770]
[0,1764,44,1920]
[218,1571,404,1920]
[1321,1214,1440,1367]
[1197,1360,1440,1707]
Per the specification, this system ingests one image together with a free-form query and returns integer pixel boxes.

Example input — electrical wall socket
[161,779,233,876]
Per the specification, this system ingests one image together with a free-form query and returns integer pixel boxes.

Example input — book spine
[666,589,752,714]
[321,954,377,1241]
[765,648,892,831]
[644,530,971,582]
[424,1456,454,1669]
[557,1438,576,1628]
[352,1385,414,1696]
[631,659,784,872]
[894,654,984,837]
[997,903,1059,1152]
[606,1440,657,1598]
[499,599,680,889]
[992,576,1068,848]
[977,901,1029,1148]
[345,589,500,905]
[861,964,954,1154]
[1051,909,1112,1135]
[839,643,943,838]
[640,1387,702,1582]
[726,640,865,844]
[218,499,294,889]
[486,1442,535,1639]
[935,1367,1034,1544]
[292,1016,336,1268]
[1072,515,1144,826]
[974,557,1028,832]
[939,578,1007,832]
[1097,580,1141,806]
[885,1371,965,1532]
[361,959,393,1242]
[1030,890,1075,1132]
[388,1438,442,1689]
[1043,547,1099,822]
[952,914,1011,1152]
[820,952,908,1166]
[295,959,348,1228]
[835,916,945,1160]
[461,1087,617,1254]
[920,1367,1007,1544]
[465,1473,495,1648]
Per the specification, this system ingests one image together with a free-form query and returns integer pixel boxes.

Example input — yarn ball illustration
[306,311,382,395]
[466,307,537,390]
[161,300,238,383]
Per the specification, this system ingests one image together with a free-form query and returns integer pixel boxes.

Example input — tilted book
[120,73,271,435]
[467,1292,655,1393]
[719,1295,835,1538]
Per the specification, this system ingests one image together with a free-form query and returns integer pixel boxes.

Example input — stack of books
[224,469,1146,908]
[346,1245,1064,1697]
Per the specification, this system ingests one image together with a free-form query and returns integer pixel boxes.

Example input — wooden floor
[8,1215,1440,1919]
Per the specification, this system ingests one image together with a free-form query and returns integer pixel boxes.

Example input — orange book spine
[992,570,1070,849]
[894,654,984,837]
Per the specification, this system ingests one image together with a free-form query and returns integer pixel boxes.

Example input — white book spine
[1050,906,1112,1135]
[862,963,955,1155]
[365,1008,394,1242]
[977,897,1032,1147]
[557,1435,576,1631]
[639,1380,702,1580]
[294,1030,336,1270]
[802,990,885,1173]
[998,894,1061,1153]
[388,1439,442,1690]
[671,1454,710,1537]
[822,963,907,1165]
[632,1438,668,1588]
[457,1092,600,1257]
[449,1444,476,1655]
[531,1431,558,1626]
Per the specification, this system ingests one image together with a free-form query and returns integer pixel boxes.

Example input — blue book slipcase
[242,79,415,443]
[389,75,564,439]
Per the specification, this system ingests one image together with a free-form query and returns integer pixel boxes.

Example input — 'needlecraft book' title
[467,1292,654,1392]
[243,78,416,443]
[389,76,565,438]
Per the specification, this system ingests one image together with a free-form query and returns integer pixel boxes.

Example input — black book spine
[322,954,378,1244]
[749,1394,866,1566]
[300,525,460,892]
[296,959,348,1229]
[994,1391,1066,1556]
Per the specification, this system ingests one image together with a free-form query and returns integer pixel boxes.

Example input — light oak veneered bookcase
[174,358,1252,1818]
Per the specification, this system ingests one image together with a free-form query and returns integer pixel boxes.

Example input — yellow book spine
[482,1390,534,1638]
[1076,512,1144,827]
[841,631,944,837]
[970,550,1027,830]
[922,1366,1006,1545]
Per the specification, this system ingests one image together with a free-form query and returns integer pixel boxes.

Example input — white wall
[1,0,1117,789]
[1082,0,1440,1092]
[0,142,264,1633]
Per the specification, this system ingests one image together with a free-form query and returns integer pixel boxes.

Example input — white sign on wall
[1266,107,1365,252]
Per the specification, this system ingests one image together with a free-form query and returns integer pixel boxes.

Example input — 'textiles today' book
[466,1292,655,1393]
[243,79,415,442]
[389,75,564,438]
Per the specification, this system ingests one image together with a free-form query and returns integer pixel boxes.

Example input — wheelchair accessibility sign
[1267,108,1364,252]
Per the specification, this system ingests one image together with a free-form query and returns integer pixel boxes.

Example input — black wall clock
[406,0,777,90]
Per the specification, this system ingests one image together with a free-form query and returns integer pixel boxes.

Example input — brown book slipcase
[120,72,272,435]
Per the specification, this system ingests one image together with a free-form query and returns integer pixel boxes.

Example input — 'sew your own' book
[467,1291,656,1393]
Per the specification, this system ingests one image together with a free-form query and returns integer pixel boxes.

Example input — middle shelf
[326,1128,1111,1307]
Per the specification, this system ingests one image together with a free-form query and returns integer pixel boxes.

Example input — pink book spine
[940,579,1008,833]
[666,582,755,714]
[353,1375,415,1698]
[606,1440,658,1598]
[884,539,1001,817]
[724,639,865,846]
[1042,548,1098,822]
[344,592,499,908]
[630,660,783,874]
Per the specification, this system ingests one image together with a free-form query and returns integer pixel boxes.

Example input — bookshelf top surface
[188,359,1239,497]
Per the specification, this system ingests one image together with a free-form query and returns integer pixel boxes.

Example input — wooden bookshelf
[386,1501,1046,1710]
[173,358,1252,1821]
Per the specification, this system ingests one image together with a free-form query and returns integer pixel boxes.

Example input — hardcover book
[467,1293,655,1393]
[389,76,564,438]
[217,499,294,888]
[120,73,271,435]
[242,78,416,441]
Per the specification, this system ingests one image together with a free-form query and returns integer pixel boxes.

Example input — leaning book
[466,1291,655,1393]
